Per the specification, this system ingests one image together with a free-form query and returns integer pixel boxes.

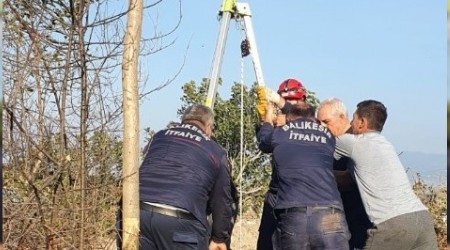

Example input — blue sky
[138,1,446,155]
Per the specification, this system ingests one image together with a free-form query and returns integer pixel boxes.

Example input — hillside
[399,151,447,186]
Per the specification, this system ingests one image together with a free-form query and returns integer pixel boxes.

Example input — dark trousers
[257,202,279,250]
[363,210,438,250]
[340,187,372,250]
[345,206,372,249]
[140,209,209,249]
[116,200,123,250]
[275,206,350,250]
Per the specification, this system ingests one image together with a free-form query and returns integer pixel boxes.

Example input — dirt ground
[106,213,447,250]
[230,213,261,250]
[103,213,262,250]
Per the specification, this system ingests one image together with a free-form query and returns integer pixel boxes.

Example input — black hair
[355,100,387,131]
[286,102,315,120]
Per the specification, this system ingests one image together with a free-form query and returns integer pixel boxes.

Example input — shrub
[412,174,447,250]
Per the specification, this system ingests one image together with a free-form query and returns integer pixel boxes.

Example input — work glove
[263,87,281,106]
[256,86,267,119]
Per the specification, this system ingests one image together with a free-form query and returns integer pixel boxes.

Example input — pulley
[240,39,250,57]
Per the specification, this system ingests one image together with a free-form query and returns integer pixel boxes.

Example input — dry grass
[412,176,447,250]
[230,213,260,250]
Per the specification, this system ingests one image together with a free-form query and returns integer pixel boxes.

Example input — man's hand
[209,240,227,250]
[275,114,286,127]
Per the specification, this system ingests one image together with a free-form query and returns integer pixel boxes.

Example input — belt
[274,206,339,217]
[140,202,196,220]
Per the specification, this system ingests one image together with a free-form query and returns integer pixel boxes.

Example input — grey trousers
[363,210,438,250]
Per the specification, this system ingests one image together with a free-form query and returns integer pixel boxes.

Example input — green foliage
[178,79,272,212]
[304,89,320,109]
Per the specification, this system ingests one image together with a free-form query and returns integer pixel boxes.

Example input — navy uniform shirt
[257,118,344,210]
[255,124,279,207]
[265,159,279,207]
[139,123,233,243]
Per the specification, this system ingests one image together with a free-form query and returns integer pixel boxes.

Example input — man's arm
[334,133,355,160]
[209,155,233,244]
[257,123,275,153]
[256,102,277,153]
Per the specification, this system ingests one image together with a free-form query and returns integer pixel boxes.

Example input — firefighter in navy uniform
[257,93,350,250]
[139,104,233,250]
[255,79,310,250]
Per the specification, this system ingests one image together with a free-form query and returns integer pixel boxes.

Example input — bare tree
[121,0,143,249]
[3,0,182,248]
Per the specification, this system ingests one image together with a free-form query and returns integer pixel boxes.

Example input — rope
[238,18,246,250]
[239,55,244,250]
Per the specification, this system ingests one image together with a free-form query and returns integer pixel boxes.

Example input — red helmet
[277,79,306,100]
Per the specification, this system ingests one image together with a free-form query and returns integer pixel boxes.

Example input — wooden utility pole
[121,0,143,249]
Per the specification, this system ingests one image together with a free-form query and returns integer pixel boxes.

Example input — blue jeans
[275,206,350,250]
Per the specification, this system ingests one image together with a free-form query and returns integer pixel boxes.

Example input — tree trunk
[121,0,143,249]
